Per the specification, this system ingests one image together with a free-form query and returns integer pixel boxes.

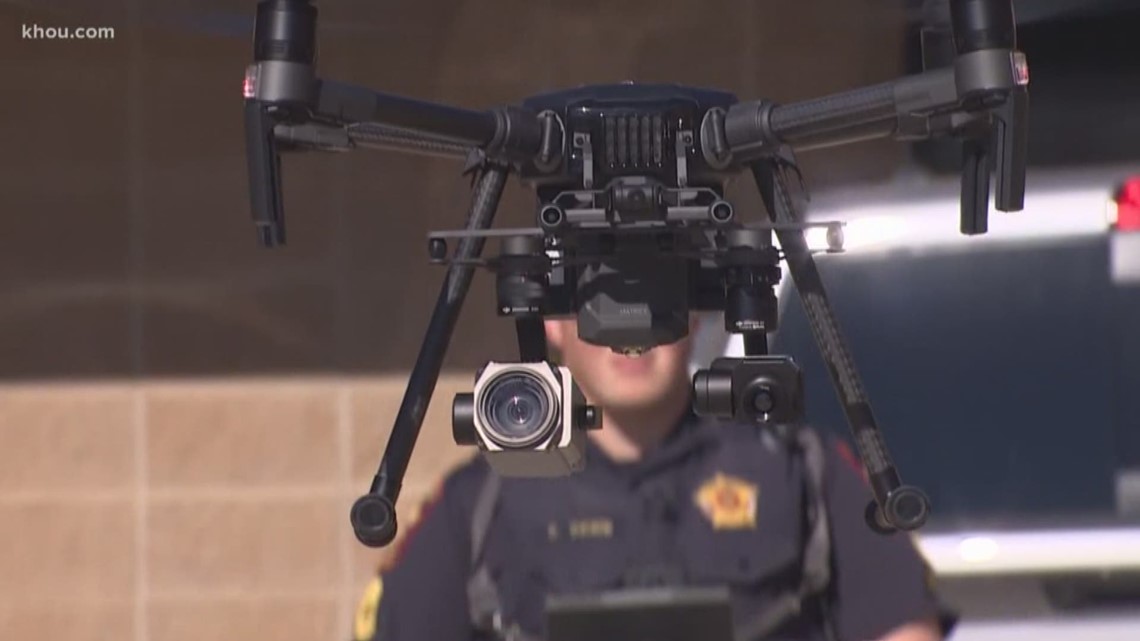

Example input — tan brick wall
[0,375,476,641]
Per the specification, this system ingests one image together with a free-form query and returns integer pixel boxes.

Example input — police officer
[352,315,955,641]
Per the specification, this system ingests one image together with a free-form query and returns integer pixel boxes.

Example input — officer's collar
[583,405,718,481]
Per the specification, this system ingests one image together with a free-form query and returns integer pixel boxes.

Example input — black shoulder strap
[466,471,547,641]
[467,469,503,634]
[735,426,835,641]
[796,427,833,597]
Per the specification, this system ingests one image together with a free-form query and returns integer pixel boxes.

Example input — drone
[242,0,1028,547]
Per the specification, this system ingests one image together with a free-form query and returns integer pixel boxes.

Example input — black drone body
[431,82,798,352]
[241,0,1030,547]
[515,82,738,188]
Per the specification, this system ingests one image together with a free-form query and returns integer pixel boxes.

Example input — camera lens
[479,371,557,448]
[540,205,564,227]
[710,200,734,223]
[751,388,775,414]
[741,377,782,422]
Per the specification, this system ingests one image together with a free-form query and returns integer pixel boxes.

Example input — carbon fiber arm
[273,121,475,160]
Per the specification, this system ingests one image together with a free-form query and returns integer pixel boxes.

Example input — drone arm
[272,121,476,160]
[273,121,351,151]
[310,79,498,147]
[725,0,1027,237]
[724,55,1013,160]
[243,0,541,247]
[345,123,477,158]
[248,70,544,161]
[768,79,898,140]
[764,115,904,154]
[727,0,1025,156]
[246,0,532,153]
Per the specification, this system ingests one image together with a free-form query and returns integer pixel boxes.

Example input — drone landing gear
[350,160,510,547]
[750,156,931,534]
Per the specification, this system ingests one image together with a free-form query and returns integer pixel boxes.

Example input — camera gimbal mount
[242,0,1028,546]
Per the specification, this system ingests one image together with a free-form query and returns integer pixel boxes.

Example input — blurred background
[0,0,1137,640]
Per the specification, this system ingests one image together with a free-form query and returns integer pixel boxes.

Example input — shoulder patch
[353,576,383,641]
[377,477,447,573]
[694,472,759,530]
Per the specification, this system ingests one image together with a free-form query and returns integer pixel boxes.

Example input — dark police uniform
[353,412,955,641]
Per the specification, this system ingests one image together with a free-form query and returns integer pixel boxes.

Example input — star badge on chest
[694,472,759,530]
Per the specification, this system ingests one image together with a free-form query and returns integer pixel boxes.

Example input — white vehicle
[693,2,1140,638]
[707,163,1140,641]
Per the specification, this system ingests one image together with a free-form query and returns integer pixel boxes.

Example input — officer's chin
[599,382,674,413]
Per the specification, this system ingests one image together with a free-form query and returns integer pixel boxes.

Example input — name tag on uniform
[549,517,615,540]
